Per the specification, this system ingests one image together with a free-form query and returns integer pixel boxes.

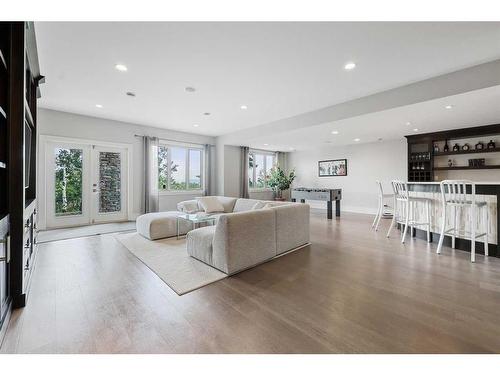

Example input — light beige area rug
[114,232,227,295]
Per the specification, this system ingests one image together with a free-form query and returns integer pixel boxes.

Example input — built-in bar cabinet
[0,22,43,345]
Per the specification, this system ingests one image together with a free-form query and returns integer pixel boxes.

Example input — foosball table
[291,188,342,219]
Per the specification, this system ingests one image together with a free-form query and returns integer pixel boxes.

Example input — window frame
[158,141,204,194]
[248,149,277,191]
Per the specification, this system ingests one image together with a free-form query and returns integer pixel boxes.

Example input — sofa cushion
[272,203,310,255]
[197,196,225,213]
[212,209,277,274]
[136,211,191,240]
[186,226,216,265]
[233,198,264,212]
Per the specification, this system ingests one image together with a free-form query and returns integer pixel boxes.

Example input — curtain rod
[134,134,215,147]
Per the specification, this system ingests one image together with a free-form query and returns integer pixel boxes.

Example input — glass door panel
[98,151,122,214]
[91,146,127,223]
[46,142,91,228]
[54,147,83,216]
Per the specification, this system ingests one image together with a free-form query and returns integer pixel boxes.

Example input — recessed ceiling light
[263,143,269,146]
[331,130,339,135]
[115,64,128,72]
[240,105,248,110]
[289,147,295,151]
[406,122,412,126]
[203,112,211,116]
[354,138,360,142]
[95,104,103,108]
[445,105,453,109]
[185,86,196,92]
[126,92,136,97]
[344,62,356,70]
[413,128,419,132]
[193,124,199,127]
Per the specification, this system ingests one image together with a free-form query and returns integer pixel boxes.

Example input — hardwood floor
[2,211,500,353]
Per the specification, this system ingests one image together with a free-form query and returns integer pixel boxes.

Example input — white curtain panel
[204,144,212,196]
[240,146,250,198]
[143,136,159,213]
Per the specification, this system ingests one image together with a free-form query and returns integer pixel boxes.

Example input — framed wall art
[318,159,347,177]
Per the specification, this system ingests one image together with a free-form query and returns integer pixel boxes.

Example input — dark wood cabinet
[405,124,500,182]
[0,22,43,344]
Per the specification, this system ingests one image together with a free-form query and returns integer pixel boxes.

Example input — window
[248,150,277,189]
[158,144,203,192]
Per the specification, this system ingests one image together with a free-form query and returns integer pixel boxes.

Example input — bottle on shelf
[487,140,496,149]
[444,140,449,152]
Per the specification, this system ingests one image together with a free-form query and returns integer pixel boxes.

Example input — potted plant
[267,166,296,201]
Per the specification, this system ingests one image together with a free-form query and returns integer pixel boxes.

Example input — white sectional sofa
[179,196,310,275]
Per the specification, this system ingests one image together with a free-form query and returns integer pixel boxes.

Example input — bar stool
[436,180,489,263]
[372,181,393,231]
[386,180,432,243]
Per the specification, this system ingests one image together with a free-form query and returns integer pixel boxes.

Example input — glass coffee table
[176,213,217,239]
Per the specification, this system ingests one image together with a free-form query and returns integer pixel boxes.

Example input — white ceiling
[246,85,500,151]
[36,22,500,137]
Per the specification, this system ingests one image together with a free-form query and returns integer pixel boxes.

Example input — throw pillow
[177,200,200,214]
[251,201,266,210]
[196,196,225,213]
[263,202,291,209]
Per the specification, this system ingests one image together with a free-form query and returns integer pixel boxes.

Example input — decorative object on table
[462,143,470,151]
[443,139,449,152]
[448,159,453,167]
[487,140,496,149]
[318,159,347,177]
[468,158,485,167]
[475,141,484,150]
[267,166,296,201]
[452,143,460,152]
[433,143,440,153]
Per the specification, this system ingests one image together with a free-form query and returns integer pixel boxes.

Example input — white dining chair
[386,180,432,243]
[436,180,489,262]
[372,181,393,231]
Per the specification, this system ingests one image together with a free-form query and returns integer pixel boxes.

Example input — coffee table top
[177,213,217,224]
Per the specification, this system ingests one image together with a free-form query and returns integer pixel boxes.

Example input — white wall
[288,139,407,214]
[37,109,216,225]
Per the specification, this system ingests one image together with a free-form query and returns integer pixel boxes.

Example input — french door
[46,141,128,229]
